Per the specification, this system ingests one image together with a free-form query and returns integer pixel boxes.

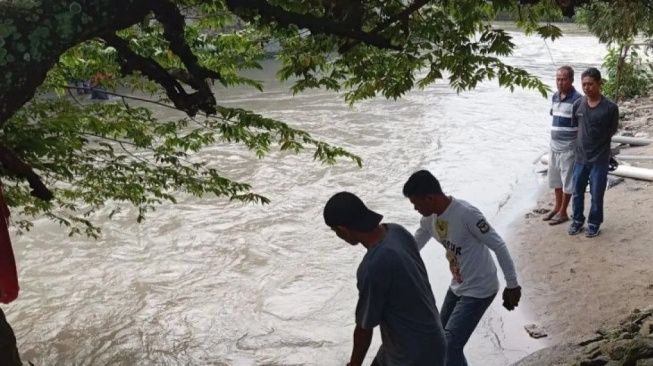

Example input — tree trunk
[614,43,630,103]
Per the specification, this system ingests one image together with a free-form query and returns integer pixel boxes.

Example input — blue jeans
[571,161,609,226]
[440,289,496,366]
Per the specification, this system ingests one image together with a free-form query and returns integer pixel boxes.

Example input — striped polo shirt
[550,87,582,152]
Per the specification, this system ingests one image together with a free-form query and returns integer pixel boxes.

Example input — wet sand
[512,95,653,342]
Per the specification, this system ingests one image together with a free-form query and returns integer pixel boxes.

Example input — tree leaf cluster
[1,0,572,235]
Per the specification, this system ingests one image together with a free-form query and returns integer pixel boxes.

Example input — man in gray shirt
[323,192,446,366]
[568,68,619,237]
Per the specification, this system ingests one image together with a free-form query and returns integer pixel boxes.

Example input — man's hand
[502,286,521,311]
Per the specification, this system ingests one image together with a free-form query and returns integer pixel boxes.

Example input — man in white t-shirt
[402,170,522,366]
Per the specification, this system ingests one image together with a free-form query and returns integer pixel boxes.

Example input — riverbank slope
[512,95,653,350]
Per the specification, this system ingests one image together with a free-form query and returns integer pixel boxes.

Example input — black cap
[323,192,383,232]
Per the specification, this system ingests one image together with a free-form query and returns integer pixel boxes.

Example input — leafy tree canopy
[575,0,653,101]
[576,0,653,44]
[0,0,585,236]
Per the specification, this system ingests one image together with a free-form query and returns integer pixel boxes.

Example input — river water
[6,27,606,365]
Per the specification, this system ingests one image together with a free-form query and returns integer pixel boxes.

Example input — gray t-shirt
[573,96,619,164]
[356,223,446,366]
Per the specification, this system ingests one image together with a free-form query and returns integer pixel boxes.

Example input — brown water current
[5,28,606,365]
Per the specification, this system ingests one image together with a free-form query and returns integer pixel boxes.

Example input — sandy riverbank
[512,95,653,343]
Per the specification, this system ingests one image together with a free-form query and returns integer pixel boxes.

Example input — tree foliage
[575,0,653,45]
[601,46,653,100]
[576,0,653,101]
[0,0,582,235]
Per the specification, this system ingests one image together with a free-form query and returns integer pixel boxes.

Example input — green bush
[602,45,653,100]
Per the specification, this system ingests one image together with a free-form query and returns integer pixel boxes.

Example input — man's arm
[414,217,433,250]
[347,324,373,366]
[572,97,582,126]
[609,104,619,137]
[352,255,391,364]
[414,224,431,250]
[474,226,519,288]
[466,209,521,309]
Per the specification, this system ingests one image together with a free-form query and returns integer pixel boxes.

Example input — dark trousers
[0,308,22,366]
[571,161,609,226]
[440,289,496,366]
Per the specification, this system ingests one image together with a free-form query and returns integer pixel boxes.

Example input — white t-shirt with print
[414,197,519,298]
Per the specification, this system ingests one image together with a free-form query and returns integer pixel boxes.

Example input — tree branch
[102,33,214,116]
[340,0,432,53]
[0,1,152,126]
[517,0,591,16]
[225,0,401,50]
[0,145,53,201]
[149,0,220,115]
[151,1,223,84]
[373,0,432,34]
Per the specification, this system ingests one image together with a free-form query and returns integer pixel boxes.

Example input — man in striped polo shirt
[543,65,582,225]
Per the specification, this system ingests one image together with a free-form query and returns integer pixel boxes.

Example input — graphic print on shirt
[476,219,490,234]
[435,217,448,239]
[434,218,463,284]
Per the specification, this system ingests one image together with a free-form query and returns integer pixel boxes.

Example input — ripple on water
[7,31,605,365]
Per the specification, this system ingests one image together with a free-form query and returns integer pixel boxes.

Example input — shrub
[602,45,653,101]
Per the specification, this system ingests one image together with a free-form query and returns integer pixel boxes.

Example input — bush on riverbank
[602,46,653,101]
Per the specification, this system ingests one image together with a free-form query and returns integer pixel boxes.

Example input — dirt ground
[512,95,653,342]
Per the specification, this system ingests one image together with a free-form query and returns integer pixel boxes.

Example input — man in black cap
[323,192,446,366]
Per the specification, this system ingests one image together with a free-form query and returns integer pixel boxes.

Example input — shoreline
[511,95,653,347]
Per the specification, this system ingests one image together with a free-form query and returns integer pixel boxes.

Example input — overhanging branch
[225,0,401,50]
[0,145,53,201]
[149,0,220,115]
[340,0,432,53]
[0,1,152,126]
[151,0,223,85]
[103,33,216,116]
[517,0,591,16]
